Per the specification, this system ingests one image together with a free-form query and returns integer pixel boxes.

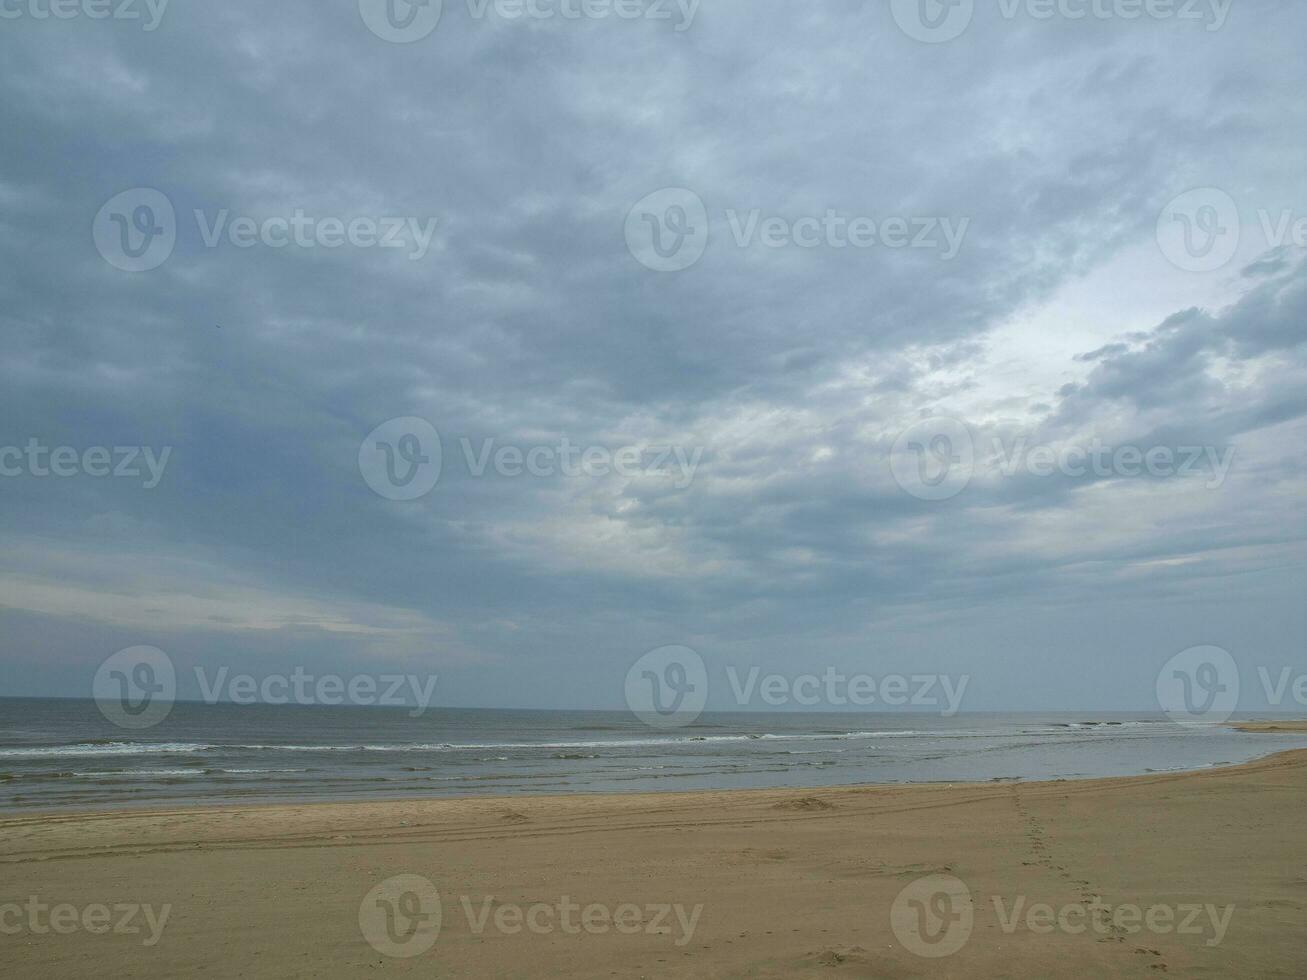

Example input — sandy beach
[3,749,1305,979]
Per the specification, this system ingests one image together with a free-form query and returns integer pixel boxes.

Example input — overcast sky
[1,0,1304,711]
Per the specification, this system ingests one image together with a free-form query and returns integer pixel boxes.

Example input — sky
[0,0,1304,712]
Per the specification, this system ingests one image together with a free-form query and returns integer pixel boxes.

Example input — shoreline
[0,745,1300,825]
[3,744,1301,826]
[5,721,1307,818]
[1230,719,1307,733]
[4,749,1305,977]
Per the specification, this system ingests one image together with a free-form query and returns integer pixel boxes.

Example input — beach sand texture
[3,749,1306,979]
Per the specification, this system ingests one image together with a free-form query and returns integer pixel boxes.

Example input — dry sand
[3,750,1306,979]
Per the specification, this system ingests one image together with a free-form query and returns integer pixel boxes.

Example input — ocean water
[2,698,1305,811]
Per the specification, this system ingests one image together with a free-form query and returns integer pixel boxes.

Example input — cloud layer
[1,0,1304,710]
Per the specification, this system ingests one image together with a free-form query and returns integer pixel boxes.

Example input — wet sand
[3,750,1306,978]
[1231,720,1307,733]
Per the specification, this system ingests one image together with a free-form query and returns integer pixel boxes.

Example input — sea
[3,698,1305,811]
